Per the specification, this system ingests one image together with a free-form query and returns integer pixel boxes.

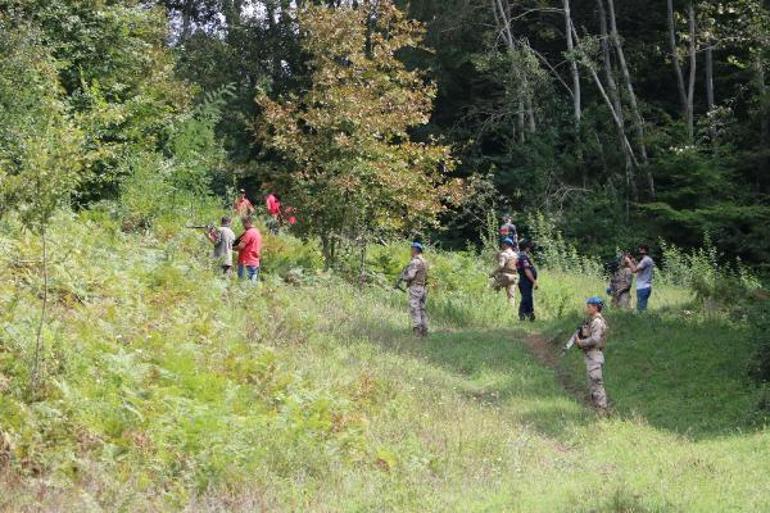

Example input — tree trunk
[757,56,769,184]
[606,0,655,198]
[570,22,639,172]
[564,0,581,128]
[667,0,688,115]
[30,227,48,395]
[686,2,697,141]
[180,0,193,41]
[527,96,536,133]
[358,241,367,289]
[597,0,635,200]
[223,0,243,28]
[705,44,716,146]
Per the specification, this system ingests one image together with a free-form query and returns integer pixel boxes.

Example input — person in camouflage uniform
[490,237,519,309]
[399,242,429,337]
[609,253,633,309]
[576,296,609,413]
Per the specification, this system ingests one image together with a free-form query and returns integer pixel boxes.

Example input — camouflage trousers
[492,273,518,308]
[408,285,428,335]
[584,350,608,410]
[612,291,631,309]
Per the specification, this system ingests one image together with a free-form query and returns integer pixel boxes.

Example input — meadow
[1,212,768,512]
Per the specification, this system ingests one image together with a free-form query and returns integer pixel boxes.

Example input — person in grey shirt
[207,216,236,277]
[631,244,654,312]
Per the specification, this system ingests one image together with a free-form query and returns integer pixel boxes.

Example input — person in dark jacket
[516,239,538,321]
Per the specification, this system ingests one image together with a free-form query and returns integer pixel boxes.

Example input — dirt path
[522,332,589,406]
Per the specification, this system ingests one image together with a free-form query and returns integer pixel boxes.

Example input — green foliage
[0,22,84,230]
[658,235,761,309]
[256,1,458,265]
[527,212,602,277]
[2,211,769,511]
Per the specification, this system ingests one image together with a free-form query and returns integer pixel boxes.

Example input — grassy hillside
[1,212,768,512]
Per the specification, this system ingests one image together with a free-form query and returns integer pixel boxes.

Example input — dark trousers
[518,278,535,321]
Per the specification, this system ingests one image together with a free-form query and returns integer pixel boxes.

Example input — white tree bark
[667,0,688,112]
[686,2,697,141]
[563,0,581,127]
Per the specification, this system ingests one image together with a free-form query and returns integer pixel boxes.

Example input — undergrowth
[0,210,768,512]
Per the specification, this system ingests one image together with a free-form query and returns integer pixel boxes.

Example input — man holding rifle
[209,216,236,277]
[188,217,236,277]
[565,296,610,415]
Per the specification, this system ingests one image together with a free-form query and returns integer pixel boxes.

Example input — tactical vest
[502,250,518,273]
[409,256,428,287]
[593,314,608,350]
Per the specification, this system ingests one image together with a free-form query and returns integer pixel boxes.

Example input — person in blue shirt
[516,239,538,321]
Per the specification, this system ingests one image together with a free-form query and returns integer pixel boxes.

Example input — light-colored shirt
[213,226,235,266]
[636,255,654,290]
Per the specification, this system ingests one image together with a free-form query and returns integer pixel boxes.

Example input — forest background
[1,0,769,270]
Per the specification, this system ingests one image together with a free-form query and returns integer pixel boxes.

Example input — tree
[256,1,456,266]
[0,22,84,394]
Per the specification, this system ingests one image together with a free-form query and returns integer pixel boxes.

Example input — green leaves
[257,1,456,263]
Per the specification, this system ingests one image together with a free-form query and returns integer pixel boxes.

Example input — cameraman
[630,244,655,312]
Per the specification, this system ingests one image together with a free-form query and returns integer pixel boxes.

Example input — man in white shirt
[631,244,654,312]
[207,216,236,277]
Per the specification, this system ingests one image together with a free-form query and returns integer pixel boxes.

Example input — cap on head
[239,188,246,193]
[411,241,424,253]
[586,296,604,307]
[501,237,515,247]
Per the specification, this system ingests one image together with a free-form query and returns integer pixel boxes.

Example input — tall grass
[1,209,768,512]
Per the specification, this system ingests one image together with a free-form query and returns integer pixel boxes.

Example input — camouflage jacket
[401,255,428,288]
[579,313,608,351]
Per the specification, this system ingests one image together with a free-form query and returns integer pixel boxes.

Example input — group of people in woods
[397,214,656,416]
[198,188,296,283]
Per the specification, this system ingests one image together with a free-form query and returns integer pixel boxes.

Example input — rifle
[186,224,214,231]
[394,264,408,292]
[561,322,588,355]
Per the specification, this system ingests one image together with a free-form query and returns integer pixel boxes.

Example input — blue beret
[586,296,604,306]
[411,242,424,252]
[501,237,515,246]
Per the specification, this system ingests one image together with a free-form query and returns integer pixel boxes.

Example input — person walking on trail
[235,216,262,282]
[233,189,255,218]
[398,242,429,337]
[631,244,655,312]
[490,237,519,309]
[516,239,538,321]
[499,214,518,249]
[608,252,633,309]
[575,296,610,414]
[207,216,236,277]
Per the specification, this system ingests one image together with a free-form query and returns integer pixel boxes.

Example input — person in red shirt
[235,216,262,282]
[265,192,281,234]
[233,189,255,218]
[265,193,281,217]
